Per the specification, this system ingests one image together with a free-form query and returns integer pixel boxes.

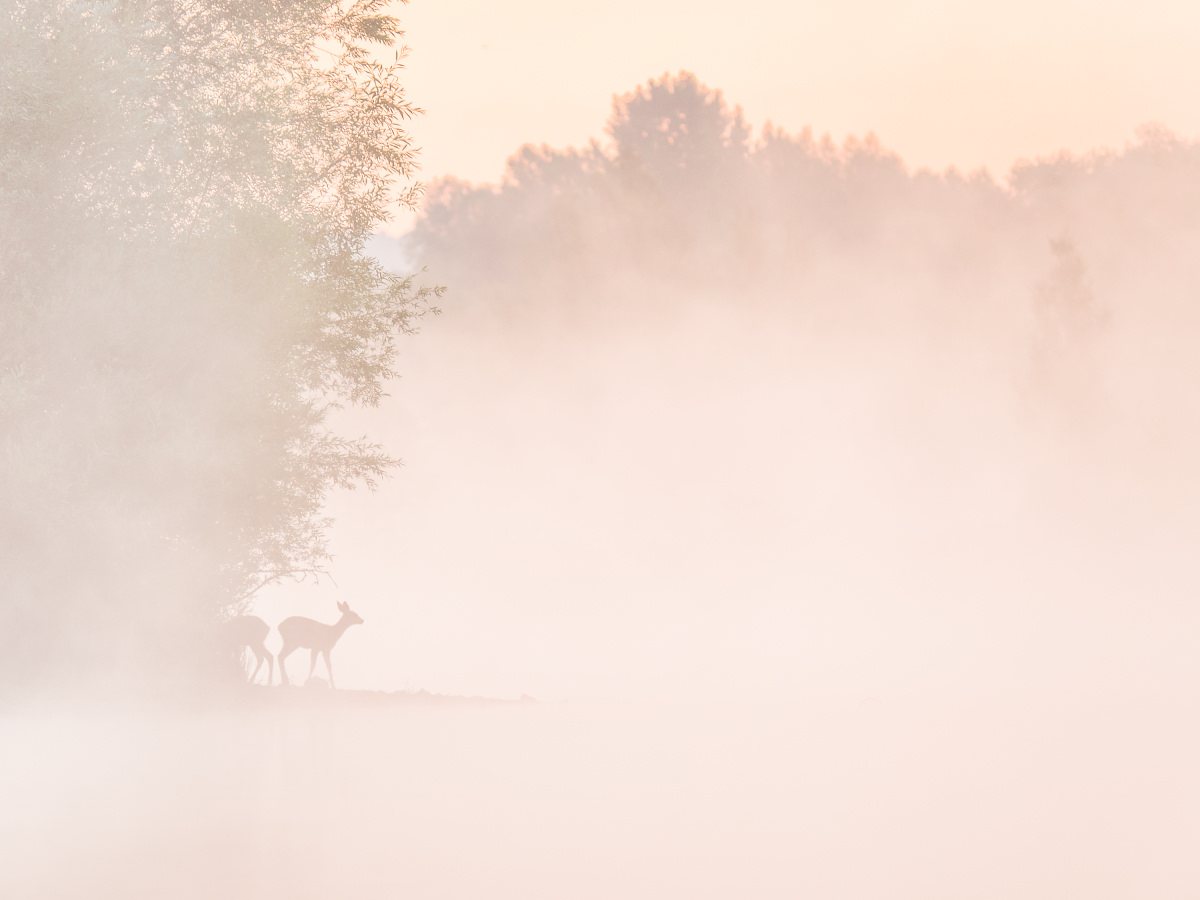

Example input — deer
[277,600,364,689]
[226,615,274,686]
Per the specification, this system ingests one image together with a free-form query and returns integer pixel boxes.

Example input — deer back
[279,615,339,651]
[227,615,269,647]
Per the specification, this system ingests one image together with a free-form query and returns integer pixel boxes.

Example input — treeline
[405,72,1200,352]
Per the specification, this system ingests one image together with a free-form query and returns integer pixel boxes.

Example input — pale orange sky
[391,0,1200,199]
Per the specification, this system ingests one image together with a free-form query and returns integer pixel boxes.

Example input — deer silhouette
[277,600,364,689]
[226,615,274,686]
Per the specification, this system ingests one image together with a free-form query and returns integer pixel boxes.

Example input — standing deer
[277,600,364,689]
[226,615,274,686]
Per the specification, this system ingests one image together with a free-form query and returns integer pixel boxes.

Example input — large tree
[0,0,438,690]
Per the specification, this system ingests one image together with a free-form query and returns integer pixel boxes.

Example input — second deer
[277,600,364,689]
[226,614,274,686]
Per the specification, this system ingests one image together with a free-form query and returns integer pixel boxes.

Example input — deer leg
[250,650,265,684]
[266,652,275,687]
[325,651,335,690]
[307,648,318,684]
[278,644,294,686]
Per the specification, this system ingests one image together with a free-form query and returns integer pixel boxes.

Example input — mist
[7,47,1200,899]
[298,77,1200,710]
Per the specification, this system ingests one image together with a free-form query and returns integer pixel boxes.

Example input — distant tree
[1034,237,1105,342]
[607,72,751,204]
[0,0,439,690]
[1028,236,1109,421]
[409,72,764,311]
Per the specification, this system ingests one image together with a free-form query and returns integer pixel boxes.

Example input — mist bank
[6,697,1200,899]
[401,74,1200,484]
[290,72,1200,704]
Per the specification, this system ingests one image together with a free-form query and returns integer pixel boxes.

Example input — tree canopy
[404,74,1200,509]
[0,0,439,691]
[406,72,1200,343]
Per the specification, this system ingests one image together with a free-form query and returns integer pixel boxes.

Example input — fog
[272,81,1200,710]
[7,698,1200,898]
[9,65,1200,897]
[261,292,1200,707]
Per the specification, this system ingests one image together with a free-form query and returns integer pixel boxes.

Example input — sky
[390,0,1200,205]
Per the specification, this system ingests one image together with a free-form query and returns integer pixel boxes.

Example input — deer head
[338,600,365,626]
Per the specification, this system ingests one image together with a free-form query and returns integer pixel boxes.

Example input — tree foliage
[0,0,439,689]
[408,72,1017,319]
[407,72,1200,345]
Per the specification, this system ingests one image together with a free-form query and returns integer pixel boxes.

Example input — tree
[1028,235,1109,424]
[607,71,751,205]
[0,0,440,691]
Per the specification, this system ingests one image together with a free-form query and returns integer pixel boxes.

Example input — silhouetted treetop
[607,72,751,200]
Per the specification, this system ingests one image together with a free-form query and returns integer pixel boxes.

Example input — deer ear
[337,600,348,612]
